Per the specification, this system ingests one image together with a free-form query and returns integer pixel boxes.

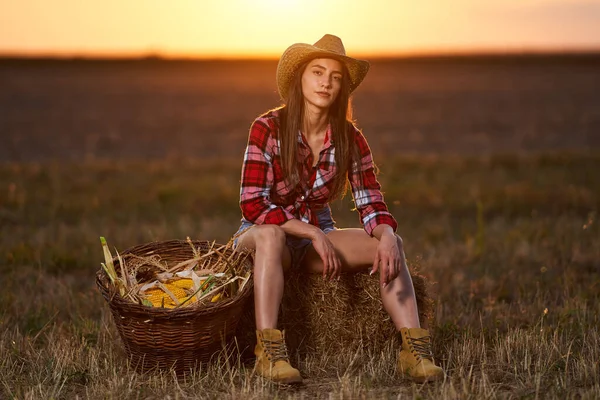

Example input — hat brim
[276,43,370,100]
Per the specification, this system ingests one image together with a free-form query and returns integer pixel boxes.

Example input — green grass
[1,152,599,398]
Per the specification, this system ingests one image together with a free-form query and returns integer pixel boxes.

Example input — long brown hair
[278,58,362,201]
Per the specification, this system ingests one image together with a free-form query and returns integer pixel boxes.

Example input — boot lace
[409,336,434,361]
[262,337,290,363]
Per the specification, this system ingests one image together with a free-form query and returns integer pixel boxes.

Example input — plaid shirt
[239,109,397,236]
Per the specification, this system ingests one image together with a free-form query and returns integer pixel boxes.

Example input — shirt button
[300,195,305,200]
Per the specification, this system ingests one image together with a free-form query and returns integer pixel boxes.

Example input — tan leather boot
[254,329,303,384]
[398,327,444,383]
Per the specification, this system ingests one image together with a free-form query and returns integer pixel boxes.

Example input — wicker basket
[96,239,253,374]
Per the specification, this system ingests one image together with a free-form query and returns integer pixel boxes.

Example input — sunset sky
[1,0,599,58]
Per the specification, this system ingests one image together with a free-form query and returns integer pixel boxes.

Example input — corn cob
[142,283,195,308]
[169,278,195,290]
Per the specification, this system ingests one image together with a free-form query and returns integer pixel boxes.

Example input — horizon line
[2,45,600,61]
[2,49,600,62]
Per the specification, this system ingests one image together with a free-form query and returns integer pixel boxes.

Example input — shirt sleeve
[239,118,295,225]
[348,127,398,236]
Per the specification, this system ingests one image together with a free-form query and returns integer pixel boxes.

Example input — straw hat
[276,34,370,100]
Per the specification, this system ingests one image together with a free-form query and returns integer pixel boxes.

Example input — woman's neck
[302,107,329,139]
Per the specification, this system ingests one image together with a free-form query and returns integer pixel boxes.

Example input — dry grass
[0,152,599,399]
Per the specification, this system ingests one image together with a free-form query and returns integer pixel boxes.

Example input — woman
[234,34,443,384]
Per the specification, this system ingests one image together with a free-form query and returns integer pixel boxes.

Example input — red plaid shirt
[239,109,397,236]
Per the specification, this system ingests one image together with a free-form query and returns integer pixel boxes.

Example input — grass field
[1,151,598,398]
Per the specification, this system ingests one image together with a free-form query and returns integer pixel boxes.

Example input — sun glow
[254,0,302,10]
[0,0,598,57]
[171,0,349,57]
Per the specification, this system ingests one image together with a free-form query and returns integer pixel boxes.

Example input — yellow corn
[142,283,195,308]
[211,292,223,303]
[143,288,175,308]
[169,278,194,290]
[163,283,188,299]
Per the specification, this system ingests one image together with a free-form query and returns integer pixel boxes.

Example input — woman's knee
[254,224,287,250]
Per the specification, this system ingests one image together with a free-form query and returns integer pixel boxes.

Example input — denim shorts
[233,205,337,268]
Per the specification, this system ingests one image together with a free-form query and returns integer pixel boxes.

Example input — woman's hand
[311,230,342,281]
[372,231,402,287]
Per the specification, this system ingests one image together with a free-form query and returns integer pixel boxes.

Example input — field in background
[0,56,599,398]
[1,55,599,162]
[1,153,598,398]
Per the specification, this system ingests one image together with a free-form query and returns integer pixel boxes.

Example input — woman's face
[301,58,343,112]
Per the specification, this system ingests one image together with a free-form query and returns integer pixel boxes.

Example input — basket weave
[96,239,253,374]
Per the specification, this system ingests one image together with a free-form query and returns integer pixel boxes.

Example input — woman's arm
[279,218,321,239]
[349,128,402,286]
[348,128,398,236]
[239,118,295,225]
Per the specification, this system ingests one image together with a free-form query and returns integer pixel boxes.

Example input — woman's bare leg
[236,225,292,330]
[302,228,420,329]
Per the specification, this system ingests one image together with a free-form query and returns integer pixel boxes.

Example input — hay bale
[235,268,433,359]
